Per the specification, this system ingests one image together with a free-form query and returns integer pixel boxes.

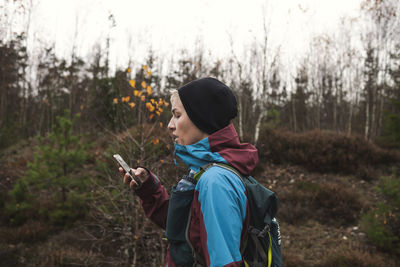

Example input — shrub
[0,220,52,244]
[361,169,400,256]
[258,128,400,176]
[84,122,175,266]
[279,181,364,226]
[378,99,400,149]
[317,248,388,267]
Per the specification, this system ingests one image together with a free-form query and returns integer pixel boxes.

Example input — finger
[119,167,125,175]
[130,179,138,189]
[133,168,149,179]
[123,173,132,184]
[132,168,141,177]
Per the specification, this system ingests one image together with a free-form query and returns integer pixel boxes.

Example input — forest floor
[258,162,398,266]
[0,138,399,266]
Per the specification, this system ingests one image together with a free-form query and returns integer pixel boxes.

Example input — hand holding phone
[113,154,143,187]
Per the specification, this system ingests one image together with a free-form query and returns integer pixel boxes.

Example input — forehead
[171,94,184,111]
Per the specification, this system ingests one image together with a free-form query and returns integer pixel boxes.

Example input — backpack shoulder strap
[196,162,245,184]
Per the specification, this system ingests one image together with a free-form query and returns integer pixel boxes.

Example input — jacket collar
[174,124,258,175]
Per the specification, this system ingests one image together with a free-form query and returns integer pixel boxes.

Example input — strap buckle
[258,224,270,238]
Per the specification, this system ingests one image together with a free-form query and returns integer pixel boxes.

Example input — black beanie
[178,77,237,134]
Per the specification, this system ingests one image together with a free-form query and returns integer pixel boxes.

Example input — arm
[121,167,169,229]
[135,172,169,229]
[196,167,247,267]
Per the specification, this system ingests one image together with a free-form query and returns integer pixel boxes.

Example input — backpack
[196,163,282,267]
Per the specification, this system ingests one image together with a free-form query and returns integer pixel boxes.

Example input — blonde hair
[170,89,180,106]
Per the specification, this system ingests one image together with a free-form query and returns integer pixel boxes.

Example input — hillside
[0,129,399,266]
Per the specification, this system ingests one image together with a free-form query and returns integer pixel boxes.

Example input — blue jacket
[135,124,259,267]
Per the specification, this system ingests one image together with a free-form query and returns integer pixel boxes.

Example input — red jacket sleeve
[135,173,169,229]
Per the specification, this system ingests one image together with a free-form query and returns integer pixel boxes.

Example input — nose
[168,117,175,132]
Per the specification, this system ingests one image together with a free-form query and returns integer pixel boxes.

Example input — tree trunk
[347,102,353,136]
[365,96,370,140]
[292,97,297,132]
[371,85,377,140]
[254,109,267,145]
[238,94,244,140]
[333,76,339,132]
[0,74,6,130]
[377,89,385,138]
[316,98,321,130]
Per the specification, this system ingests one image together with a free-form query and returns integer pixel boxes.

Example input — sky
[4,0,363,70]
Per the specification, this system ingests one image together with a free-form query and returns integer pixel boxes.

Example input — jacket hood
[174,123,258,175]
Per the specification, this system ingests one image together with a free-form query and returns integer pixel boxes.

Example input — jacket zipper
[185,206,199,267]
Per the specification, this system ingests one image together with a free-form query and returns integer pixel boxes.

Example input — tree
[363,43,379,140]
[0,34,28,148]
[6,110,91,227]
[361,0,400,140]
[361,170,400,255]
[380,44,400,147]
[292,66,310,132]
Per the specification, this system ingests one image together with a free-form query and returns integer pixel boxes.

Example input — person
[119,77,258,267]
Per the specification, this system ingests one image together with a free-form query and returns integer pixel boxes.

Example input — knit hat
[178,77,237,134]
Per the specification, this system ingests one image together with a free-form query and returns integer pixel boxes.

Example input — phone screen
[113,154,142,186]
[113,154,131,173]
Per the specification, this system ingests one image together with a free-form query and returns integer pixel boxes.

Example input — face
[168,95,208,146]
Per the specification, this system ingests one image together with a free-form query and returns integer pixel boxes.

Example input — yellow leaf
[141,95,145,101]
[124,96,130,102]
[159,122,163,127]
[158,99,163,106]
[149,114,155,120]
[160,159,165,164]
[146,85,153,95]
[164,101,169,107]
[127,68,131,73]
[150,98,155,104]
[134,90,139,96]
[152,138,159,145]
[158,107,164,113]
[147,70,152,76]
[141,81,147,88]
[129,80,136,88]
[113,98,118,104]
[156,111,161,116]
[146,102,155,112]
[143,65,148,70]
[129,102,136,108]
[138,91,143,96]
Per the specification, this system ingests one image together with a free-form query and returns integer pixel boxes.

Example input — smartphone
[113,154,142,187]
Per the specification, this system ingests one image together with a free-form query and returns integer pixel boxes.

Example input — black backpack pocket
[165,186,195,267]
